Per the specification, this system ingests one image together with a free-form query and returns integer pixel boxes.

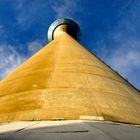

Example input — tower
[0,19,139,125]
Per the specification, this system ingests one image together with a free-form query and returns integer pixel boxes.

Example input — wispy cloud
[0,0,139,90]
[0,44,26,80]
[27,40,43,55]
[0,39,43,80]
[94,1,140,89]
[14,0,80,30]
[0,24,23,79]
[106,40,140,89]
[108,41,140,75]
[50,0,79,18]
[0,1,46,80]
[13,1,48,30]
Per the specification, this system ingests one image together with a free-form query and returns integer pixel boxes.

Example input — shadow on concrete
[0,120,140,140]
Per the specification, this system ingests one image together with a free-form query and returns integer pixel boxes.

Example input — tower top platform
[48,18,81,41]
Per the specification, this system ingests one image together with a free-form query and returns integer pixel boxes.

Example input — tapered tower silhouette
[0,19,139,125]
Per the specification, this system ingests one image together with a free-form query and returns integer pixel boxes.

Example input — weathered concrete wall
[0,33,139,124]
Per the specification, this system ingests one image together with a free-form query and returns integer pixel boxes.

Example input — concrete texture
[0,120,140,140]
[0,32,140,124]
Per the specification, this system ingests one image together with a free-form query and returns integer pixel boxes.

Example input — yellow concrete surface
[0,32,140,124]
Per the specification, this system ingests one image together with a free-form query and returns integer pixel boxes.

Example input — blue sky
[0,0,140,90]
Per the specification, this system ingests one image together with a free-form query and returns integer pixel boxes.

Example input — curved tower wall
[0,20,139,124]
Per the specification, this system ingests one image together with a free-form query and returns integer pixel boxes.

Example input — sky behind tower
[0,0,140,90]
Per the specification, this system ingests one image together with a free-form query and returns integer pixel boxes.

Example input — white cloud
[15,0,24,9]
[0,44,26,80]
[0,39,43,80]
[14,1,47,29]
[27,40,43,55]
[0,25,25,79]
[105,40,140,89]
[108,45,140,76]
[51,0,79,18]
[0,14,44,80]
[93,1,140,89]
[13,0,81,30]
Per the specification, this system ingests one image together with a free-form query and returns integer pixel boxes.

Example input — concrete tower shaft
[0,19,139,124]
